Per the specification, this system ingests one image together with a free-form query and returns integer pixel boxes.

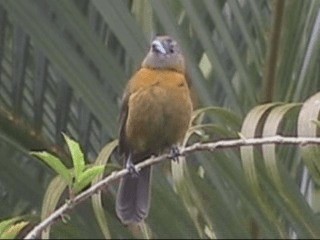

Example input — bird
[116,35,193,225]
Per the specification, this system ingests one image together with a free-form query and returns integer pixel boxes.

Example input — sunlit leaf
[0,219,28,239]
[73,165,105,194]
[91,140,118,239]
[240,102,287,237]
[241,103,281,189]
[298,92,320,185]
[41,176,68,239]
[30,151,72,185]
[192,106,241,129]
[171,123,215,238]
[62,133,85,182]
[261,103,301,186]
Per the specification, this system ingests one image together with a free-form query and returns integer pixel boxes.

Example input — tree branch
[24,135,320,239]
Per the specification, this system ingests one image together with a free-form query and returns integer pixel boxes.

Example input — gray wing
[118,89,130,158]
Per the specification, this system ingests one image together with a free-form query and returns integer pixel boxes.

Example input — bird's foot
[126,155,139,178]
[169,145,180,163]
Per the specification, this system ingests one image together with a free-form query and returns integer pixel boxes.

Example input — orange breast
[125,68,193,155]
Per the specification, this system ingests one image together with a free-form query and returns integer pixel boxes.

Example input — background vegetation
[0,0,320,238]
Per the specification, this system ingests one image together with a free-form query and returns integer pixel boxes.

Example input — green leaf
[92,0,148,62]
[192,106,242,129]
[171,125,216,238]
[0,0,118,134]
[0,217,23,236]
[240,102,287,237]
[91,140,118,239]
[298,92,320,185]
[41,176,68,239]
[0,219,28,239]
[31,151,72,185]
[73,166,105,193]
[261,103,301,186]
[188,123,238,139]
[240,103,282,190]
[261,103,320,237]
[62,133,85,182]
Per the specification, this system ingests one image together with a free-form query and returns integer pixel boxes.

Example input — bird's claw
[169,145,180,163]
[126,157,139,178]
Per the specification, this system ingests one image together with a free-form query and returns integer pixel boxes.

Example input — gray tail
[116,166,152,224]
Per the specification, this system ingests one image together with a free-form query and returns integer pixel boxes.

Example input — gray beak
[151,40,167,54]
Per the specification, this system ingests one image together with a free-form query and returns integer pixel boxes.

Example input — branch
[24,135,320,239]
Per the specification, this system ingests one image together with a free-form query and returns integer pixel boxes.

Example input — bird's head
[142,36,185,73]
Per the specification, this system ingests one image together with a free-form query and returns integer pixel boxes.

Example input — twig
[24,135,320,239]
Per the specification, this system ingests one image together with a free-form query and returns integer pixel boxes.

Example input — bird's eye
[166,38,173,43]
[169,47,174,53]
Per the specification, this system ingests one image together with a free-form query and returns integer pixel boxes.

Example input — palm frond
[0,0,320,238]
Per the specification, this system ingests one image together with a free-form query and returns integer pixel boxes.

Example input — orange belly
[125,72,192,155]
